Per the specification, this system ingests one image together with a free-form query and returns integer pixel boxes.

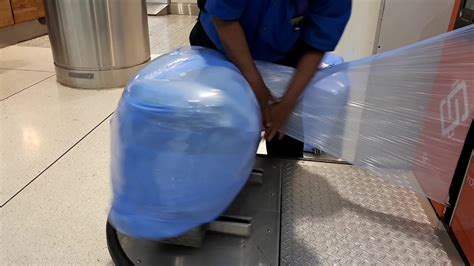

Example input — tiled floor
[1,15,197,265]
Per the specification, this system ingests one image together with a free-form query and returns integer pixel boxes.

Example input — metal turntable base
[108,157,282,266]
[107,157,462,265]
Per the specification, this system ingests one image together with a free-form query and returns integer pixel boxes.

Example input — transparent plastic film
[110,25,473,240]
[279,25,474,203]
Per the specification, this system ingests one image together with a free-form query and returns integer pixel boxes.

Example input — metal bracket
[157,169,262,248]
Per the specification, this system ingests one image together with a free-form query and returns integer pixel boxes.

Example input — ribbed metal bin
[45,0,150,89]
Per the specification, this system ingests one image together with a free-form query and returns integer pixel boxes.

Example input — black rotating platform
[106,156,282,266]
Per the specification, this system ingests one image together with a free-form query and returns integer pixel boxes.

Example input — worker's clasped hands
[260,93,296,142]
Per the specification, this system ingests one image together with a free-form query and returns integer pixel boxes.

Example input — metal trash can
[45,0,150,89]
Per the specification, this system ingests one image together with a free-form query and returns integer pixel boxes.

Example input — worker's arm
[265,49,324,140]
[212,17,274,127]
[266,0,352,140]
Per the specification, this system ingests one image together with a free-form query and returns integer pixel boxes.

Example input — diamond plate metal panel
[280,161,454,265]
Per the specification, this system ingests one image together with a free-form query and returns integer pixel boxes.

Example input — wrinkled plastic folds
[110,25,473,240]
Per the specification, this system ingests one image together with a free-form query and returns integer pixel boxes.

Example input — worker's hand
[211,17,276,129]
[264,49,323,140]
[254,85,276,129]
[261,105,271,130]
[265,97,296,141]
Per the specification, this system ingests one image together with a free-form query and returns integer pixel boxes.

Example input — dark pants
[189,20,304,158]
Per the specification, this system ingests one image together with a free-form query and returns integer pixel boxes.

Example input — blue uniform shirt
[200,0,352,62]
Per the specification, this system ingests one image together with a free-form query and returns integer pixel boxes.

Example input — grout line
[0,74,55,102]
[0,112,114,208]
[0,67,55,73]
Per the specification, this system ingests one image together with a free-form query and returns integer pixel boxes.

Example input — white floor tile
[15,15,198,56]
[148,15,195,55]
[16,34,51,48]
[1,120,114,265]
[0,46,55,72]
[0,69,54,100]
[0,76,122,204]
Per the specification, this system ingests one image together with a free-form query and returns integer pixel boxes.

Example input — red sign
[451,152,474,264]
[413,35,474,203]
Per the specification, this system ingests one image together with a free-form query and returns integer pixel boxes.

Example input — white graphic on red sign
[440,80,469,141]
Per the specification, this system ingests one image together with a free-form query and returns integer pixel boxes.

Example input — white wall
[335,0,384,61]
[376,0,455,53]
[335,0,455,61]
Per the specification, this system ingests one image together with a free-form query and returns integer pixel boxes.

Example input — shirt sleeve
[302,0,352,52]
[205,0,248,20]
